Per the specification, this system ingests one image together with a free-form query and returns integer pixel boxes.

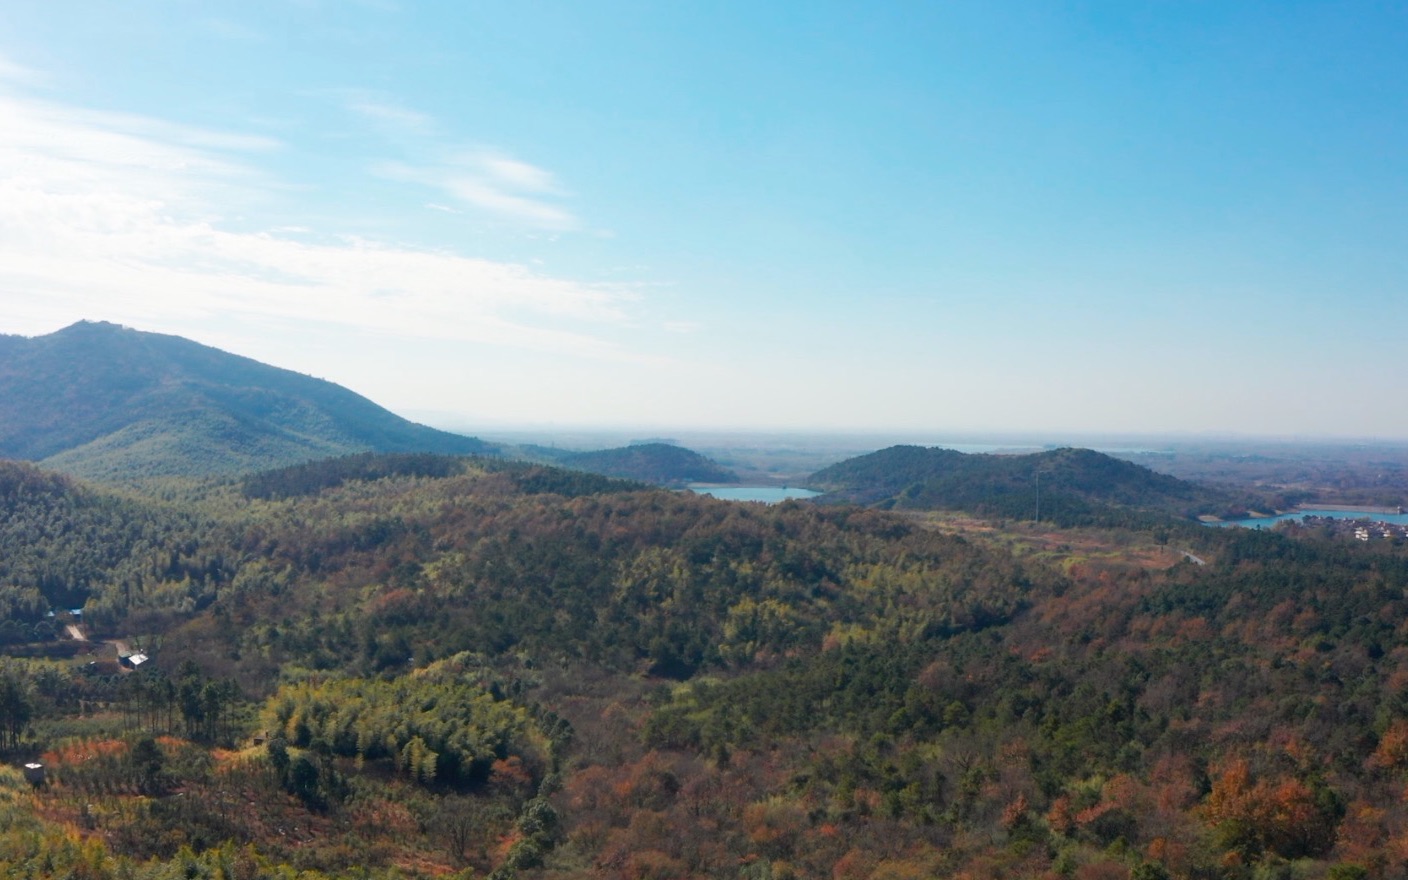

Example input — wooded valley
[1,452,1406,880]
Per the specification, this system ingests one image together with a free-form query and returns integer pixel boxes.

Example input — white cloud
[374,149,579,230]
[0,83,645,363]
[344,93,436,136]
[442,174,577,230]
[336,91,579,230]
[0,52,42,86]
[481,155,560,193]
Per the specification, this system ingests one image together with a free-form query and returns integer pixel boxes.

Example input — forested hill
[556,442,739,485]
[0,321,493,481]
[808,445,1252,522]
[0,459,213,619]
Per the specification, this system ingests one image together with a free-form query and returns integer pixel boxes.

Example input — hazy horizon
[413,415,1408,451]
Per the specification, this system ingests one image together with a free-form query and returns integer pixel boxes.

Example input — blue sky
[1,1,1406,437]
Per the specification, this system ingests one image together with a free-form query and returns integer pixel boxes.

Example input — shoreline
[1207,503,1406,525]
[1296,503,1404,515]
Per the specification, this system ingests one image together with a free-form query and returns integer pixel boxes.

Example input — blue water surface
[1216,508,1408,528]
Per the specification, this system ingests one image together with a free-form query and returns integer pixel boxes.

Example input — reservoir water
[690,486,822,503]
[1216,508,1408,528]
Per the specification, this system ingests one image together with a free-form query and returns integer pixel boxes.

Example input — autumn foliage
[5,455,1408,879]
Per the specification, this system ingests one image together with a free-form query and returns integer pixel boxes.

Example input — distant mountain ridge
[0,321,493,480]
[808,445,1253,523]
[557,442,739,486]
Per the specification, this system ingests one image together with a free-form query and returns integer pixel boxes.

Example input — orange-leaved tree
[1202,758,1339,860]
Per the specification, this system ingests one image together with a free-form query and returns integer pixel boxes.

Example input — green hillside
[0,321,494,480]
[809,444,1256,523]
[0,460,216,619]
[559,441,739,485]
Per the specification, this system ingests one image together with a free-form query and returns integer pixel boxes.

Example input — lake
[689,486,822,503]
[1215,508,1408,528]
